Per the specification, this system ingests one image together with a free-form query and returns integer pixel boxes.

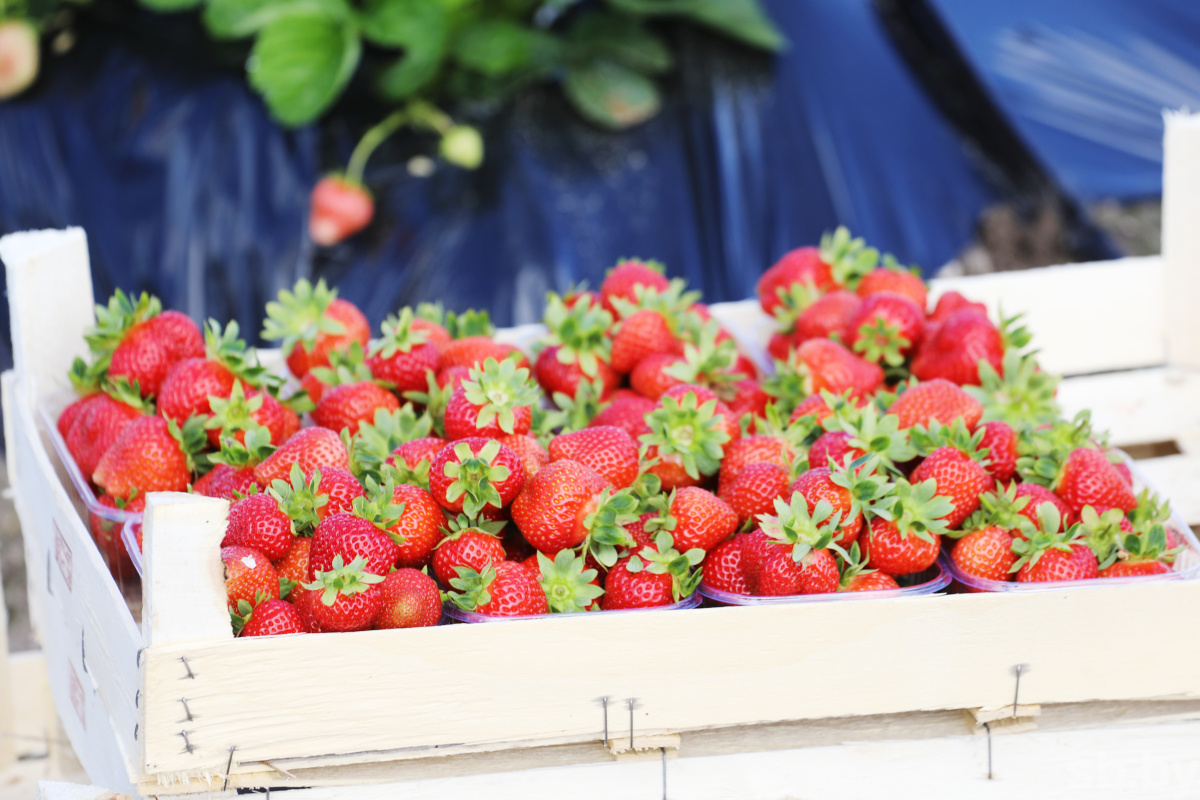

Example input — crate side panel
[1057,367,1200,448]
[141,580,1200,777]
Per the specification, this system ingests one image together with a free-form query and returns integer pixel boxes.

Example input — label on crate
[67,659,86,731]
[54,521,73,592]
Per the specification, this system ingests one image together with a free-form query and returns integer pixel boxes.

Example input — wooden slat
[1163,111,1200,370]
[1056,367,1200,448]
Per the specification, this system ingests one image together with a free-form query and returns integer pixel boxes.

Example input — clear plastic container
[699,560,950,606]
[442,594,701,623]
[38,403,143,584]
[123,517,144,577]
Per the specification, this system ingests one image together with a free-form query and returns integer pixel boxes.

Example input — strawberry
[274,538,311,598]
[600,259,671,317]
[1013,484,1072,532]
[950,526,1015,582]
[629,352,685,399]
[860,479,952,575]
[239,599,305,637]
[223,492,294,561]
[1056,448,1138,515]
[536,345,620,401]
[548,426,639,490]
[757,247,835,317]
[313,381,401,437]
[222,545,280,612]
[535,550,605,613]
[61,384,147,478]
[343,405,435,481]
[91,493,143,575]
[265,464,330,537]
[719,462,790,529]
[736,529,776,589]
[601,532,703,609]
[911,308,1002,386]
[638,391,732,490]
[194,463,260,501]
[718,434,795,489]
[1100,560,1171,578]
[0,19,38,98]
[309,176,374,246]
[807,431,860,471]
[93,415,205,501]
[300,555,385,632]
[978,420,1017,484]
[837,542,899,592]
[856,266,927,310]
[589,394,655,439]
[790,458,889,548]
[910,447,993,529]
[309,511,401,578]
[387,436,446,484]
[312,467,365,520]
[610,309,677,374]
[366,309,441,394]
[157,358,236,428]
[254,427,350,487]
[439,336,526,372]
[654,487,737,553]
[93,292,204,399]
[497,434,550,482]
[787,394,839,426]
[1012,530,1099,583]
[449,561,549,617]
[443,358,540,440]
[753,495,843,595]
[792,339,883,398]
[428,438,525,518]
[510,459,638,561]
[888,379,983,431]
[725,378,769,420]
[929,291,987,324]
[845,292,925,366]
[793,290,862,345]
[374,568,442,628]
[432,516,507,586]
[1076,504,1134,567]
[263,279,370,378]
[537,293,619,397]
[966,350,1061,429]
[701,537,749,595]
[390,483,447,569]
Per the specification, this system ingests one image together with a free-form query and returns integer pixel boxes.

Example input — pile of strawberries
[56,227,1186,637]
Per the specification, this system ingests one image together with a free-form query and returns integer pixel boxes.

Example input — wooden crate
[7,114,1200,798]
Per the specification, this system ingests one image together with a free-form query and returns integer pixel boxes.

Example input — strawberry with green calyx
[856,253,927,307]
[824,227,882,291]
[887,378,983,432]
[757,244,837,319]
[753,495,844,595]
[235,599,305,637]
[1056,447,1137,516]
[309,504,401,579]
[222,545,281,613]
[366,308,441,395]
[662,319,745,387]
[791,338,884,399]
[429,438,524,518]
[978,420,1018,484]
[416,302,495,341]
[440,335,528,373]
[646,487,737,554]
[967,350,1061,428]
[609,308,678,375]
[195,428,273,499]
[536,293,619,397]
[374,568,442,629]
[813,453,895,546]
[223,490,295,560]
[600,258,672,317]
[860,478,952,575]
[431,514,507,586]
[602,531,704,609]
[638,392,732,489]
[542,377,608,437]
[268,464,330,537]
[844,293,924,367]
[957,483,1035,540]
[548,425,640,489]
[717,410,803,489]
[301,555,386,632]
[383,445,438,491]
[537,550,605,613]
[274,538,312,599]
[403,369,454,438]
[1099,524,1182,578]
[253,426,351,487]
[838,542,900,592]
[700,536,749,595]
[1010,523,1098,583]
[262,278,370,379]
[313,378,401,439]
[951,525,1017,583]
[911,307,1008,387]
[60,379,151,479]
[444,358,541,440]
[718,461,791,530]
[79,290,190,398]
[1077,505,1134,567]
[511,460,637,565]
[909,422,994,529]
[447,562,549,617]
[205,382,299,447]
[345,405,433,484]
[819,403,916,475]
[93,415,207,501]
[1014,411,1097,486]
[382,482,446,570]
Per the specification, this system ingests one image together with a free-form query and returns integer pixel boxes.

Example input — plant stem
[344,109,408,185]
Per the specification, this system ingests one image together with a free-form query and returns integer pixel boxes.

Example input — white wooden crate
[7,114,1200,799]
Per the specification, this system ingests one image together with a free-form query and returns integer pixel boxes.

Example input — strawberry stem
[345,109,408,186]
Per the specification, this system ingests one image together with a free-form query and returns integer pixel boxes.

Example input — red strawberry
[951,526,1015,582]
[629,352,685,399]
[792,339,883,398]
[432,519,507,586]
[510,459,616,553]
[718,435,794,489]
[639,390,732,490]
[788,394,839,426]
[701,537,749,595]
[374,568,442,628]
[309,512,401,578]
[537,293,620,397]
[108,309,205,398]
[90,493,143,576]
[757,546,839,595]
[548,426,639,490]
[979,420,1017,484]
[274,538,311,597]
[1015,541,1099,583]
[194,464,259,500]
[240,599,305,637]
[428,438,525,517]
[1100,561,1170,578]
[790,465,869,548]
[929,291,987,324]
[496,434,550,482]
[856,267,928,310]
[725,378,769,421]
[206,385,300,447]
[719,462,790,529]
[752,494,843,595]
[911,309,1002,387]
[1057,448,1138,515]
[300,555,385,631]
[757,247,835,317]
[610,309,677,374]
[844,292,925,366]
[443,358,539,440]
[58,392,102,440]
[535,344,619,399]
[157,358,237,427]
[391,484,447,569]
[309,176,374,246]
[910,446,993,529]
[534,550,605,612]
[366,309,441,394]
[389,436,448,477]
[807,431,862,471]
[1013,484,1073,533]
[62,389,146,478]
[859,479,952,575]
[222,545,280,612]
[439,336,526,372]
[601,533,702,609]
[736,529,775,589]
[660,487,737,553]
[794,290,862,344]
[313,381,400,437]
[93,415,204,501]
[254,427,350,487]
[448,561,548,617]
[310,467,364,520]
[888,379,983,431]
[840,571,900,592]
[222,492,294,560]
[263,279,370,378]
[589,394,655,440]
[600,259,671,317]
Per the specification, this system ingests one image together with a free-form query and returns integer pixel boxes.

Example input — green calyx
[441,440,511,519]
[209,427,275,470]
[959,483,1034,539]
[1077,505,1135,569]
[205,319,283,392]
[205,382,267,440]
[446,564,496,612]
[369,307,429,359]
[829,454,894,522]
[639,393,731,480]
[347,405,433,483]
[304,555,384,605]
[269,463,329,537]
[837,541,879,588]
[85,289,162,361]
[105,376,155,414]
[626,531,705,602]
[820,226,878,289]
[544,378,606,436]
[1111,523,1182,569]
[966,350,1061,428]
[581,488,640,568]
[462,357,541,434]
[416,301,494,339]
[663,321,743,389]
[438,514,506,545]
[1129,489,1172,532]
[352,476,406,545]
[403,369,452,438]
[909,419,990,465]
[262,278,343,353]
[770,281,823,328]
[852,317,910,367]
[610,276,699,320]
[1015,411,1097,489]
[538,550,605,613]
[762,360,811,417]
[542,293,614,378]
[167,415,210,474]
[757,495,843,564]
[309,342,378,388]
[1010,524,1084,574]
[873,478,952,544]
[823,403,916,473]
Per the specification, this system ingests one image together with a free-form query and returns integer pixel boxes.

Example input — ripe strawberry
[388,436,448,482]
[157,358,236,428]
[239,599,305,637]
[223,492,294,560]
[929,291,987,324]
[443,358,540,440]
[374,569,442,628]
[1013,484,1072,533]
[310,467,364,520]
[106,304,205,399]
[390,484,447,569]
[601,532,703,609]
[309,512,401,578]
[718,435,794,488]
[61,387,147,478]
[610,309,677,374]
[589,394,655,439]
[845,292,925,366]
[736,529,776,589]
[428,438,525,517]
[263,279,370,378]
[254,427,350,487]
[657,487,737,553]
[274,537,312,597]
[841,571,901,591]
[889,379,983,431]
[790,461,886,548]
[432,517,507,586]
[537,293,620,397]
[1014,540,1099,583]
[911,308,1002,386]
[206,385,300,448]
[366,309,441,394]
[93,415,205,500]
[448,561,549,617]
[951,526,1015,582]
[911,446,993,529]
[194,463,260,500]
[807,431,861,471]
[510,459,634,556]
[859,479,953,575]
[313,381,401,437]
[639,391,732,490]
[629,352,685,399]
[752,494,843,595]
[719,462,790,529]
[788,394,839,426]
[1100,561,1170,578]
[979,420,1017,484]
[701,536,749,595]
[600,259,671,317]
[439,336,527,372]
[222,545,280,612]
[792,339,883,398]
[91,493,143,575]
[794,290,862,344]
[300,555,385,632]
[497,434,550,482]
[536,344,620,400]
[309,175,374,246]
[856,266,928,310]
[1057,448,1137,515]
[757,247,835,317]
[725,377,769,420]
[534,550,605,612]
[548,426,639,489]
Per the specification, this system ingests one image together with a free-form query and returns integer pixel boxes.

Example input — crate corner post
[1162,110,1200,370]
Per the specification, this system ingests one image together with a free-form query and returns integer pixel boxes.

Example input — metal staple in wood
[984,722,992,779]
[181,656,195,679]
[628,698,637,749]
[222,746,236,791]
[1012,664,1029,717]
[181,698,193,722]
[136,646,147,667]
[180,730,194,754]
[601,696,609,747]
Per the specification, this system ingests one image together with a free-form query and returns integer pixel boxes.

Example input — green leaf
[204,0,350,39]
[140,0,204,11]
[248,13,362,127]
[605,0,785,52]
[358,0,448,49]
[567,13,673,75]
[452,18,555,77]
[564,60,661,130]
